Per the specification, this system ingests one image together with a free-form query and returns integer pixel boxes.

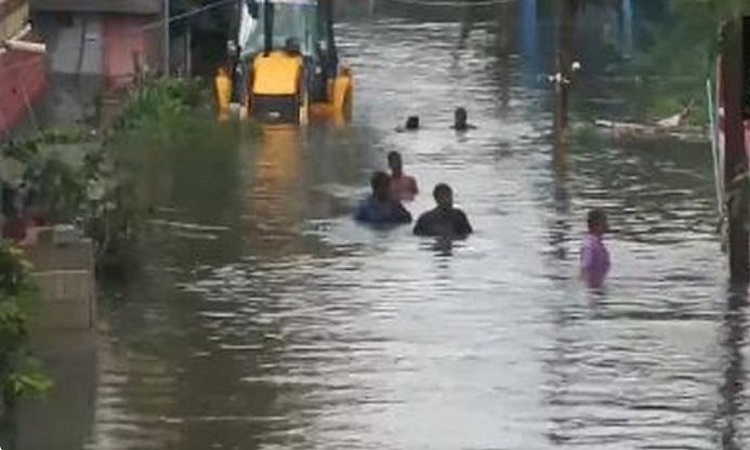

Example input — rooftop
[31,0,162,15]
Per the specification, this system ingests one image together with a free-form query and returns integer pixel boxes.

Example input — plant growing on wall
[0,77,214,416]
[1,78,213,269]
[0,244,51,411]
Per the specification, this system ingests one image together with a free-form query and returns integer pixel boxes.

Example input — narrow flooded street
[18,2,745,449]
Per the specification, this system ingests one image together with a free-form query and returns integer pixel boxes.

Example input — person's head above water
[433,183,454,210]
[371,171,392,202]
[405,116,420,130]
[454,107,468,130]
[387,151,403,176]
[587,208,608,236]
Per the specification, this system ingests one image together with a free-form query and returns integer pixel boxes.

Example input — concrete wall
[37,11,161,81]
[35,12,103,75]
[35,73,103,126]
[0,0,48,137]
[16,331,97,450]
[102,14,160,89]
[25,227,97,330]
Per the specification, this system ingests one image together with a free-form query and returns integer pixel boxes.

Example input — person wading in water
[451,107,476,132]
[413,183,472,237]
[355,171,412,225]
[579,208,611,288]
[387,151,418,202]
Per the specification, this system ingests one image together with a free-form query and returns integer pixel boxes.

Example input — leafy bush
[0,77,211,412]
[113,77,207,133]
[0,244,51,410]
[1,79,211,266]
[92,77,211,264]
[2,126,95,224]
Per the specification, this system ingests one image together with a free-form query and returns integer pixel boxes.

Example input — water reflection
[428,235,456,257]
[245,127,305,257]
[14,333,97,450]
[718,284,747,450]
[549,130,572,263]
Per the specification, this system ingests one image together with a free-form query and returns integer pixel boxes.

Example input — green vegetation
[562,1,750,127]
[1,77,215,269]
[612,2,715,125]
[615,0,750,126]
[112,77,206,133]
[2,125,96,224]
[0,77,219,414]
[91,77,211,267]
[0,244,52,410]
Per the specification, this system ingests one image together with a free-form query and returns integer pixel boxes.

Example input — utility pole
[553,0,577,170]
[163,0,170,76]
[554,0,576,133]
[231,0,242,103]
[721,18,750,283]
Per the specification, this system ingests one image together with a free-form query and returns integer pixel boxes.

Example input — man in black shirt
[413,183,473,237]
[451,107,477,132]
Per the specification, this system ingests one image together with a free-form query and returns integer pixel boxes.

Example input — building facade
[0,0,47,137]
[31,0,164,124]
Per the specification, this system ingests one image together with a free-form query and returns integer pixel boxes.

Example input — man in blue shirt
[355,171,412,225]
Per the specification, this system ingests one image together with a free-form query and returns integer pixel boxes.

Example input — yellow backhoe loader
[225,0,352,125]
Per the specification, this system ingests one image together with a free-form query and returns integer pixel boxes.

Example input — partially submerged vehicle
[238,0,353,124]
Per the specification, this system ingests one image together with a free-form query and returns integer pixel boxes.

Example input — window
[241,1,318,58]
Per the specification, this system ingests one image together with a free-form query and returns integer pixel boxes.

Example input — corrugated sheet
[30,0,161,15]
[1,0,29,40]
[0,0,28,19]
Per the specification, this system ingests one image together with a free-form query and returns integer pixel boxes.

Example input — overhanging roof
[31,0,162,15]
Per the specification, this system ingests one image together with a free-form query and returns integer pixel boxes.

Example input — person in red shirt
[387,151,418,202]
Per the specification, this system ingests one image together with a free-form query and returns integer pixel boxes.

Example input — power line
[164,0,170,75]
[380,0,514,7]
[144,0,235,30]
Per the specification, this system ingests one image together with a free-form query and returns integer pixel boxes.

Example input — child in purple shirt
[580,209,610,288]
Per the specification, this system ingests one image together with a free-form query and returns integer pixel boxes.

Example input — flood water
[13,2,749,449]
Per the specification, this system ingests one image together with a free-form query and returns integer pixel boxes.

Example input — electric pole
[164,0,170,76]
[721,18,750,283]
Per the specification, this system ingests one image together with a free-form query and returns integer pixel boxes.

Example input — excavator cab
[239,0,352,125]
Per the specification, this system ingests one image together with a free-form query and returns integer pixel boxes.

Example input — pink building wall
[102,15,159,90]
[0,49,47,134]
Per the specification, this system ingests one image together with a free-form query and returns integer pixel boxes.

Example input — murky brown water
[11,2,748,449]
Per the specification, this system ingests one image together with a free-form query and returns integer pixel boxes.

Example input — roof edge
[30,0,162,15]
